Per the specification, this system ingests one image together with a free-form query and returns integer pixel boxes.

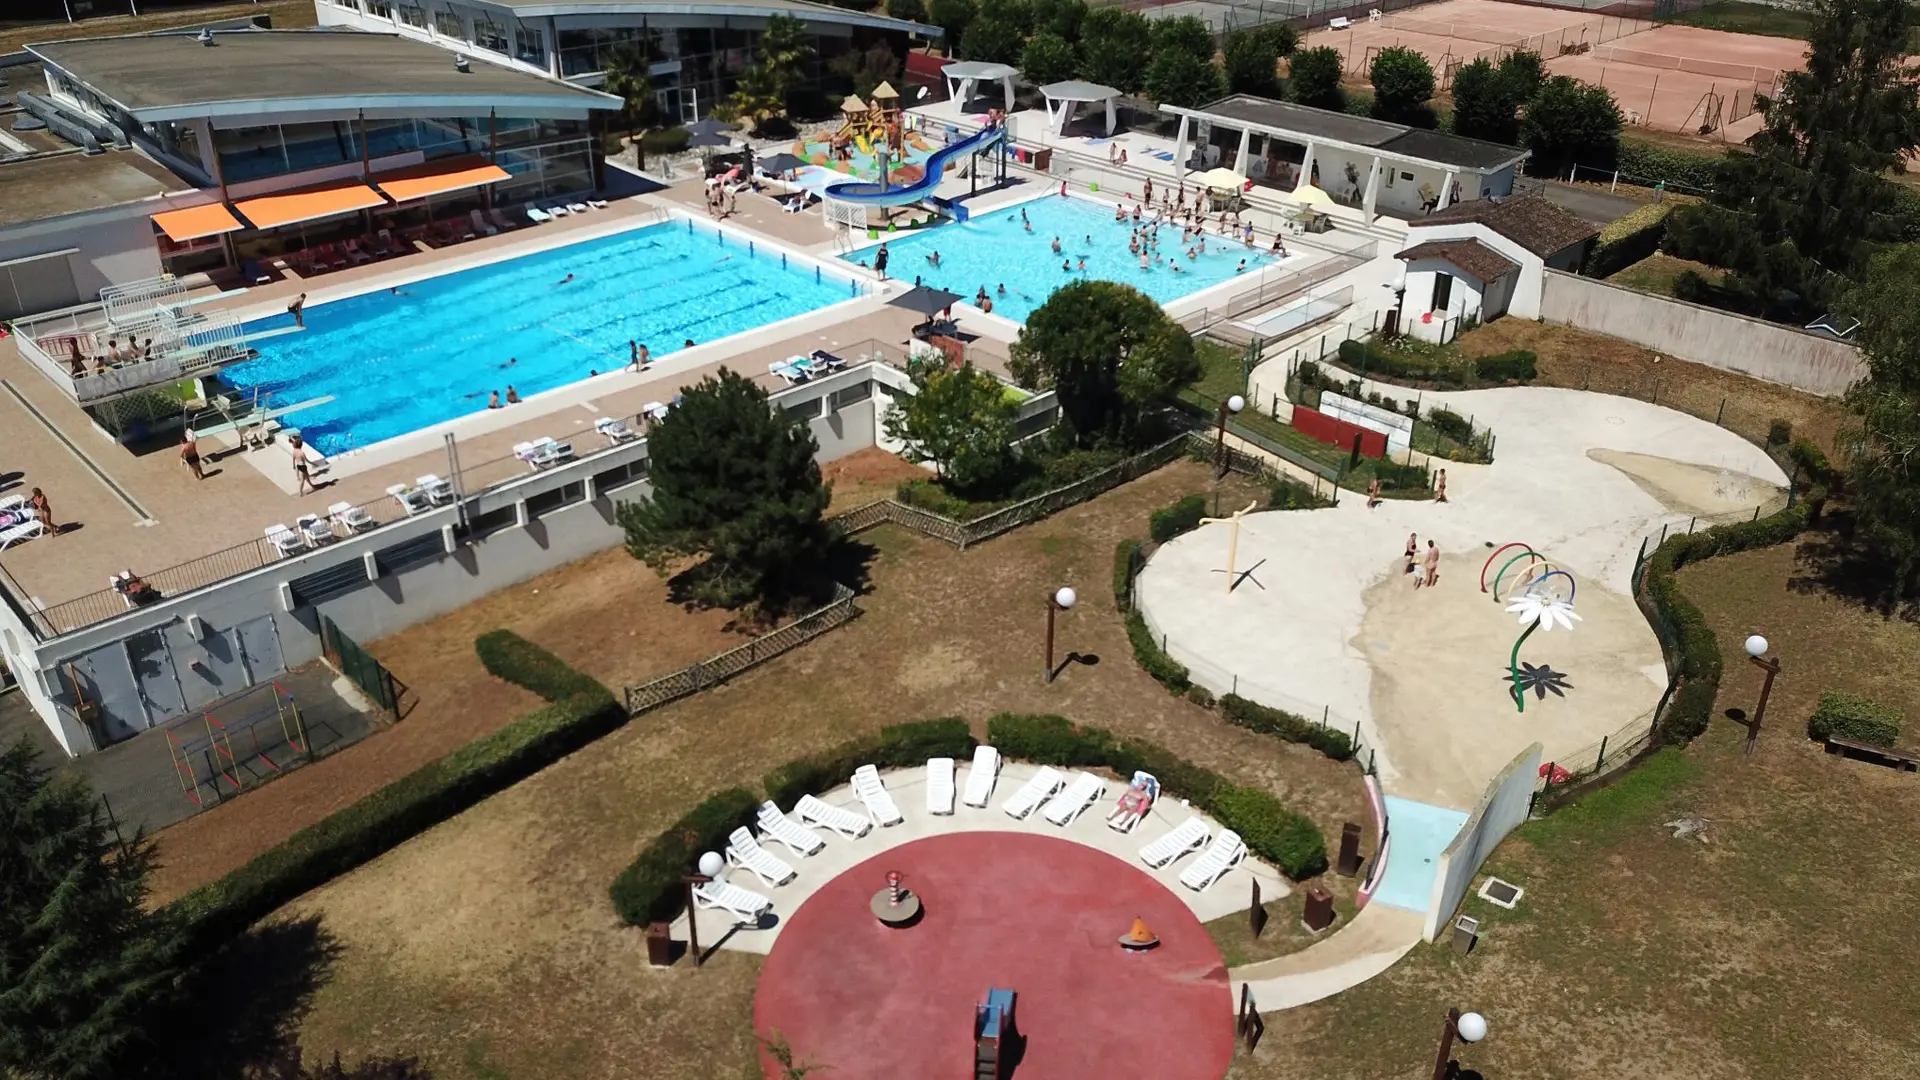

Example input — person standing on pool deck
[180,432,204,481]
[1424,540,1440,588]
[874,243,889,280]
[631,342,652,371]
[1435,468,1448,503]
[1405,533,1419,579]
[294,454,315,496]
[287,293,307,328]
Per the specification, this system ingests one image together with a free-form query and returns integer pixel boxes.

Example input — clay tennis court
[1301,0,1807,134]
[752,832,1234,1080]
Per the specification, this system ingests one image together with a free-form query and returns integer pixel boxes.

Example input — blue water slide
[823,125,1008,207]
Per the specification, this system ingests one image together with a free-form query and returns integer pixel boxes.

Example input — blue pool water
[841,193,1286,323]
[1373,796,1470,913]
[221,221,859,455]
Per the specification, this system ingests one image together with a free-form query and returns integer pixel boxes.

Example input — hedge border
[1807,692,1901,748]
[1220,694,1354,762]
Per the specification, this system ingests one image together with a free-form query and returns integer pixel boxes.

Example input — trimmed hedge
[1268,476,1333,510]
[174,635,620,947]
[1472,349,1537,383]
[985,713,1328,879]
[1585,200,1674,279]
[1149,493,1209,543]
[1114,538,1142,611]
[1427,407,1473,443]
[1125,611,1191,694]
[476,629,607,703]
[1616,137,1724,194]
[608,788,761,926]
[762,718,973,809]
[1641,503,1809,743]
[1219,694,1354,761]
[1336,338,1466,386]
[1807,692,1902,747]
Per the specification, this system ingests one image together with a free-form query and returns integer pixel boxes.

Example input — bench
[1825,735,1919,772]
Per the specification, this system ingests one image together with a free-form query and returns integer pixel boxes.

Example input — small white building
[1393,193,1598,341]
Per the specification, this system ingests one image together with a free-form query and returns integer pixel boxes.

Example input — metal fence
[622,583,862,714]
[1175,248,1375,334]
[321,615,401,717]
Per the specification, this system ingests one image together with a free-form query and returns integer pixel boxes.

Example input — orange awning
[233,179,387,230]
[152,202,243,242]
[373,155,512,203]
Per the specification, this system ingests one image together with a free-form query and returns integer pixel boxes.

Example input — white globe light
[697,851,725,878]
[1456,1011,1488,1043]
[1226,394,1246,413]
[1744,634,1769,659]
[1054,586,1077,610]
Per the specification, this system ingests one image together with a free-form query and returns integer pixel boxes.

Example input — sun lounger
[725,826,797,887]
[0,494,23,513]
[1179,829,1246,891]
[691,879,772,924]
[1107,770,1160,833]
[0,519,46,550]
[1328,15,1352,29]
[548,204,572,218]
[526,207,554,224]
[852,764,904,827]
[642,401,670,423]
[595,416,637,443]
[926,757,956,815]
[265,524,304,558]
[962,745,999,808]
[809,349,848,372]
[1042,771,1105,827]
[795,794,872,839]
[417,474,455,504]
[1002,766,1065,820]
[1139,818,1210,869]
[566,202,590,214]
[756,801,825,856]
[489,208,520,232]
[329,500,375,533]
[469,208,499,237]
[295,513,333,547]
[387,483,430,516]
[343,239,373,265]
[769,359,808,385]
[588,199,609,209]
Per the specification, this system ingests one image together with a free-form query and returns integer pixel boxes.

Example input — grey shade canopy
[686,129,736,149]
[887,284,965,317]
[1040,81,1121,136]
[756,151,809,173]
[944,60,1018,113]
[686,117,739,137]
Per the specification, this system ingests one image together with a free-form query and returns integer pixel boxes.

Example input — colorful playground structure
[164,680,310,808]
[974,987,1018,1080]
[823,120,1010,208]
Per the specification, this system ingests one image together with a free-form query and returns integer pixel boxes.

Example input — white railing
[99,274,186,329]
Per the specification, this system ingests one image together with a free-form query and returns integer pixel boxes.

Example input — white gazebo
[942,61,1017,113]
[1040,80,1121,137]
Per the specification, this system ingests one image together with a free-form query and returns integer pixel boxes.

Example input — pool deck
[0,186,1018,622]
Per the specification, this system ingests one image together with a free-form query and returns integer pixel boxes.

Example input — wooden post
[1746,654,1781,756]
[1201,501,1258,594]
[682,873,711,966]
[1431,1008,1461,1080]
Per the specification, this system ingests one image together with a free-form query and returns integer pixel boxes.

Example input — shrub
[640,126,693,154]
[1370,457,1431,493]
[1113,538,1142,611]
[1148,493,1208,542]
[986,712,1119,766]
[1268,476,1332,510]
[1295,359,1325,388]
[762,718,973,808]
[1807,692,1902,747]
[1209,784,1329,879]
[476,629,608,703]
[1585,200,1674,278]
[1335,337,1470,386]
[1472,349,1537,383]
[894,477,990,521]
[1219,694,1354,761]
[1427,406,1473,443]
[1186,684,1216,709]
[1125,611,1191,693]
[1615,136,1722,194]
[1786,438,1834,488]
[608,788,761,926]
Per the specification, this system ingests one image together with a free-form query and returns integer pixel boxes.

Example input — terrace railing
[623,583,861,715]
[1175,246,1374,335]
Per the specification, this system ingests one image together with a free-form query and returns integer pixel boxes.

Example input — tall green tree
[1838,243,1920,601]
[961,6,1027,63]
[1020,31,1080,87]
[756,14,815,106]
[928,0,976,51]
[0,740,183,1080]
[1368,45,1435,127]
[1010,281,1199,448]
[883,360,1020,494]
[1448,50,1542,144]
[1144,47,1228,107]
[617,369,834,609]
[1666,0,1920,320]
[1222,25,1292,97]
[887,0,928,23]
[1286,45,1344,111]
[1150,15,1216,64]
[831,41,904,100]
[1079,8,1152,92]
[1030,0,1088,39]
[1520,74,1622,175]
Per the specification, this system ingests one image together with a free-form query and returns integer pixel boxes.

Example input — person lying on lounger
[1107,775,1155,829]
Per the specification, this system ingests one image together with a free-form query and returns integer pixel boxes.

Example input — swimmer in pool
[997,283,1007,295]
[1235,259,1247,273]
[499,357,517,369]
[1062,259,1072,272]
[1077,257,1086,270]
[927,250,942,267]
[555,273,574,285]
[1051,236,1062,254]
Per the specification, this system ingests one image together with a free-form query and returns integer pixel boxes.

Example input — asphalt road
[1518,177,1645,225]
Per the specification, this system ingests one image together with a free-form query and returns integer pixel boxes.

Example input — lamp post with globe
[1044,586,1077,683]
[1214,394,1245,477]
[682,850,725,967]
[1430,1008,1488,1080]
[1744,634,1781,756]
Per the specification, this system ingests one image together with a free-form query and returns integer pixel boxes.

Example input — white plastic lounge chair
[1001,766,1065,820]
[588,198,610,209]
[926,757,956,815]
[0,519,46,550]
[1179,829,1246,891]
[725,826,797,887]
[642,401,670,422]
[769,359,807,385]
[1042,771,1105,827]
[489,208,520,231]
[596,416,636,443]
[469,208,499,237]
[1107,770,1160,833]
[417,475,455,504]
[265,524,303,558]
[329,500,375,532]
[387,483,429,516]
[566,201,590,214]
[795,794,872,839]
[756,801,825,856]
[295,513,333,547]
[548,204,572,217]
[1328,15,1352,29]
[962,745,1000,808]
[852,764,904,827]
[691,879,772,924]
[527,437,573,467]
[1139,818,1210,869]
[526,206,553,224]
[0,494,23,513]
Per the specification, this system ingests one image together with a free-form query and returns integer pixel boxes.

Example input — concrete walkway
[1230,902,1428,1011]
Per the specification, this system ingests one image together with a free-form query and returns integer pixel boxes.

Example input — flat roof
[28,30,621,123]
[489,0,942,35]
[1174,95,1526,171]
[0,151,180,228]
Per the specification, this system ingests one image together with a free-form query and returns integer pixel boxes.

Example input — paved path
[1230,902,1428,1011]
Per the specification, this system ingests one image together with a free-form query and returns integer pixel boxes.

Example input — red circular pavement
[753,831,1233,1080]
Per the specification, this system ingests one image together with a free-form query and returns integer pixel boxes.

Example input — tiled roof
[1417,193,1599,257]
[1395,238,1520,282]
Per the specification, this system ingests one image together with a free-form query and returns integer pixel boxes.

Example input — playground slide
[856,133,874,156]
[824,126,1009,208]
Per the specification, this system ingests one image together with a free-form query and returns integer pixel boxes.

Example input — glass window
[398,4,427,27]
[215,125,289,184]
[514,27,544,64]
[362,117,423,158]
[332,0,357,7]
[433,9,464,39]
[473,15,509,53]
[366,0,394,16]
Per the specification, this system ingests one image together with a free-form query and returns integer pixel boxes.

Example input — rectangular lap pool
[841,193,1292,323]
[220,219,860,455]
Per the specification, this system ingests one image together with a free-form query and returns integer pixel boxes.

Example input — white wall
[1423,741,1541,941]
[0,214,162,307]
[1402,220,1548,320]
[1401,259,1483,343]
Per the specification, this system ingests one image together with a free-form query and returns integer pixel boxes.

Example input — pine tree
[617,369,834,610]
[0,739,183,1080]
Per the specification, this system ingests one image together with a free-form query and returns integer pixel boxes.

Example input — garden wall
[1290,406,1388,460]
[1537,271,1866,397]
[1422,742,1541,942]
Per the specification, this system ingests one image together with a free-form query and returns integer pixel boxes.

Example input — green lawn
[1669,0,1813,38]
[1606,252,1725,298]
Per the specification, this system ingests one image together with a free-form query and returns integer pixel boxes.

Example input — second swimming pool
[221,219,860,455]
